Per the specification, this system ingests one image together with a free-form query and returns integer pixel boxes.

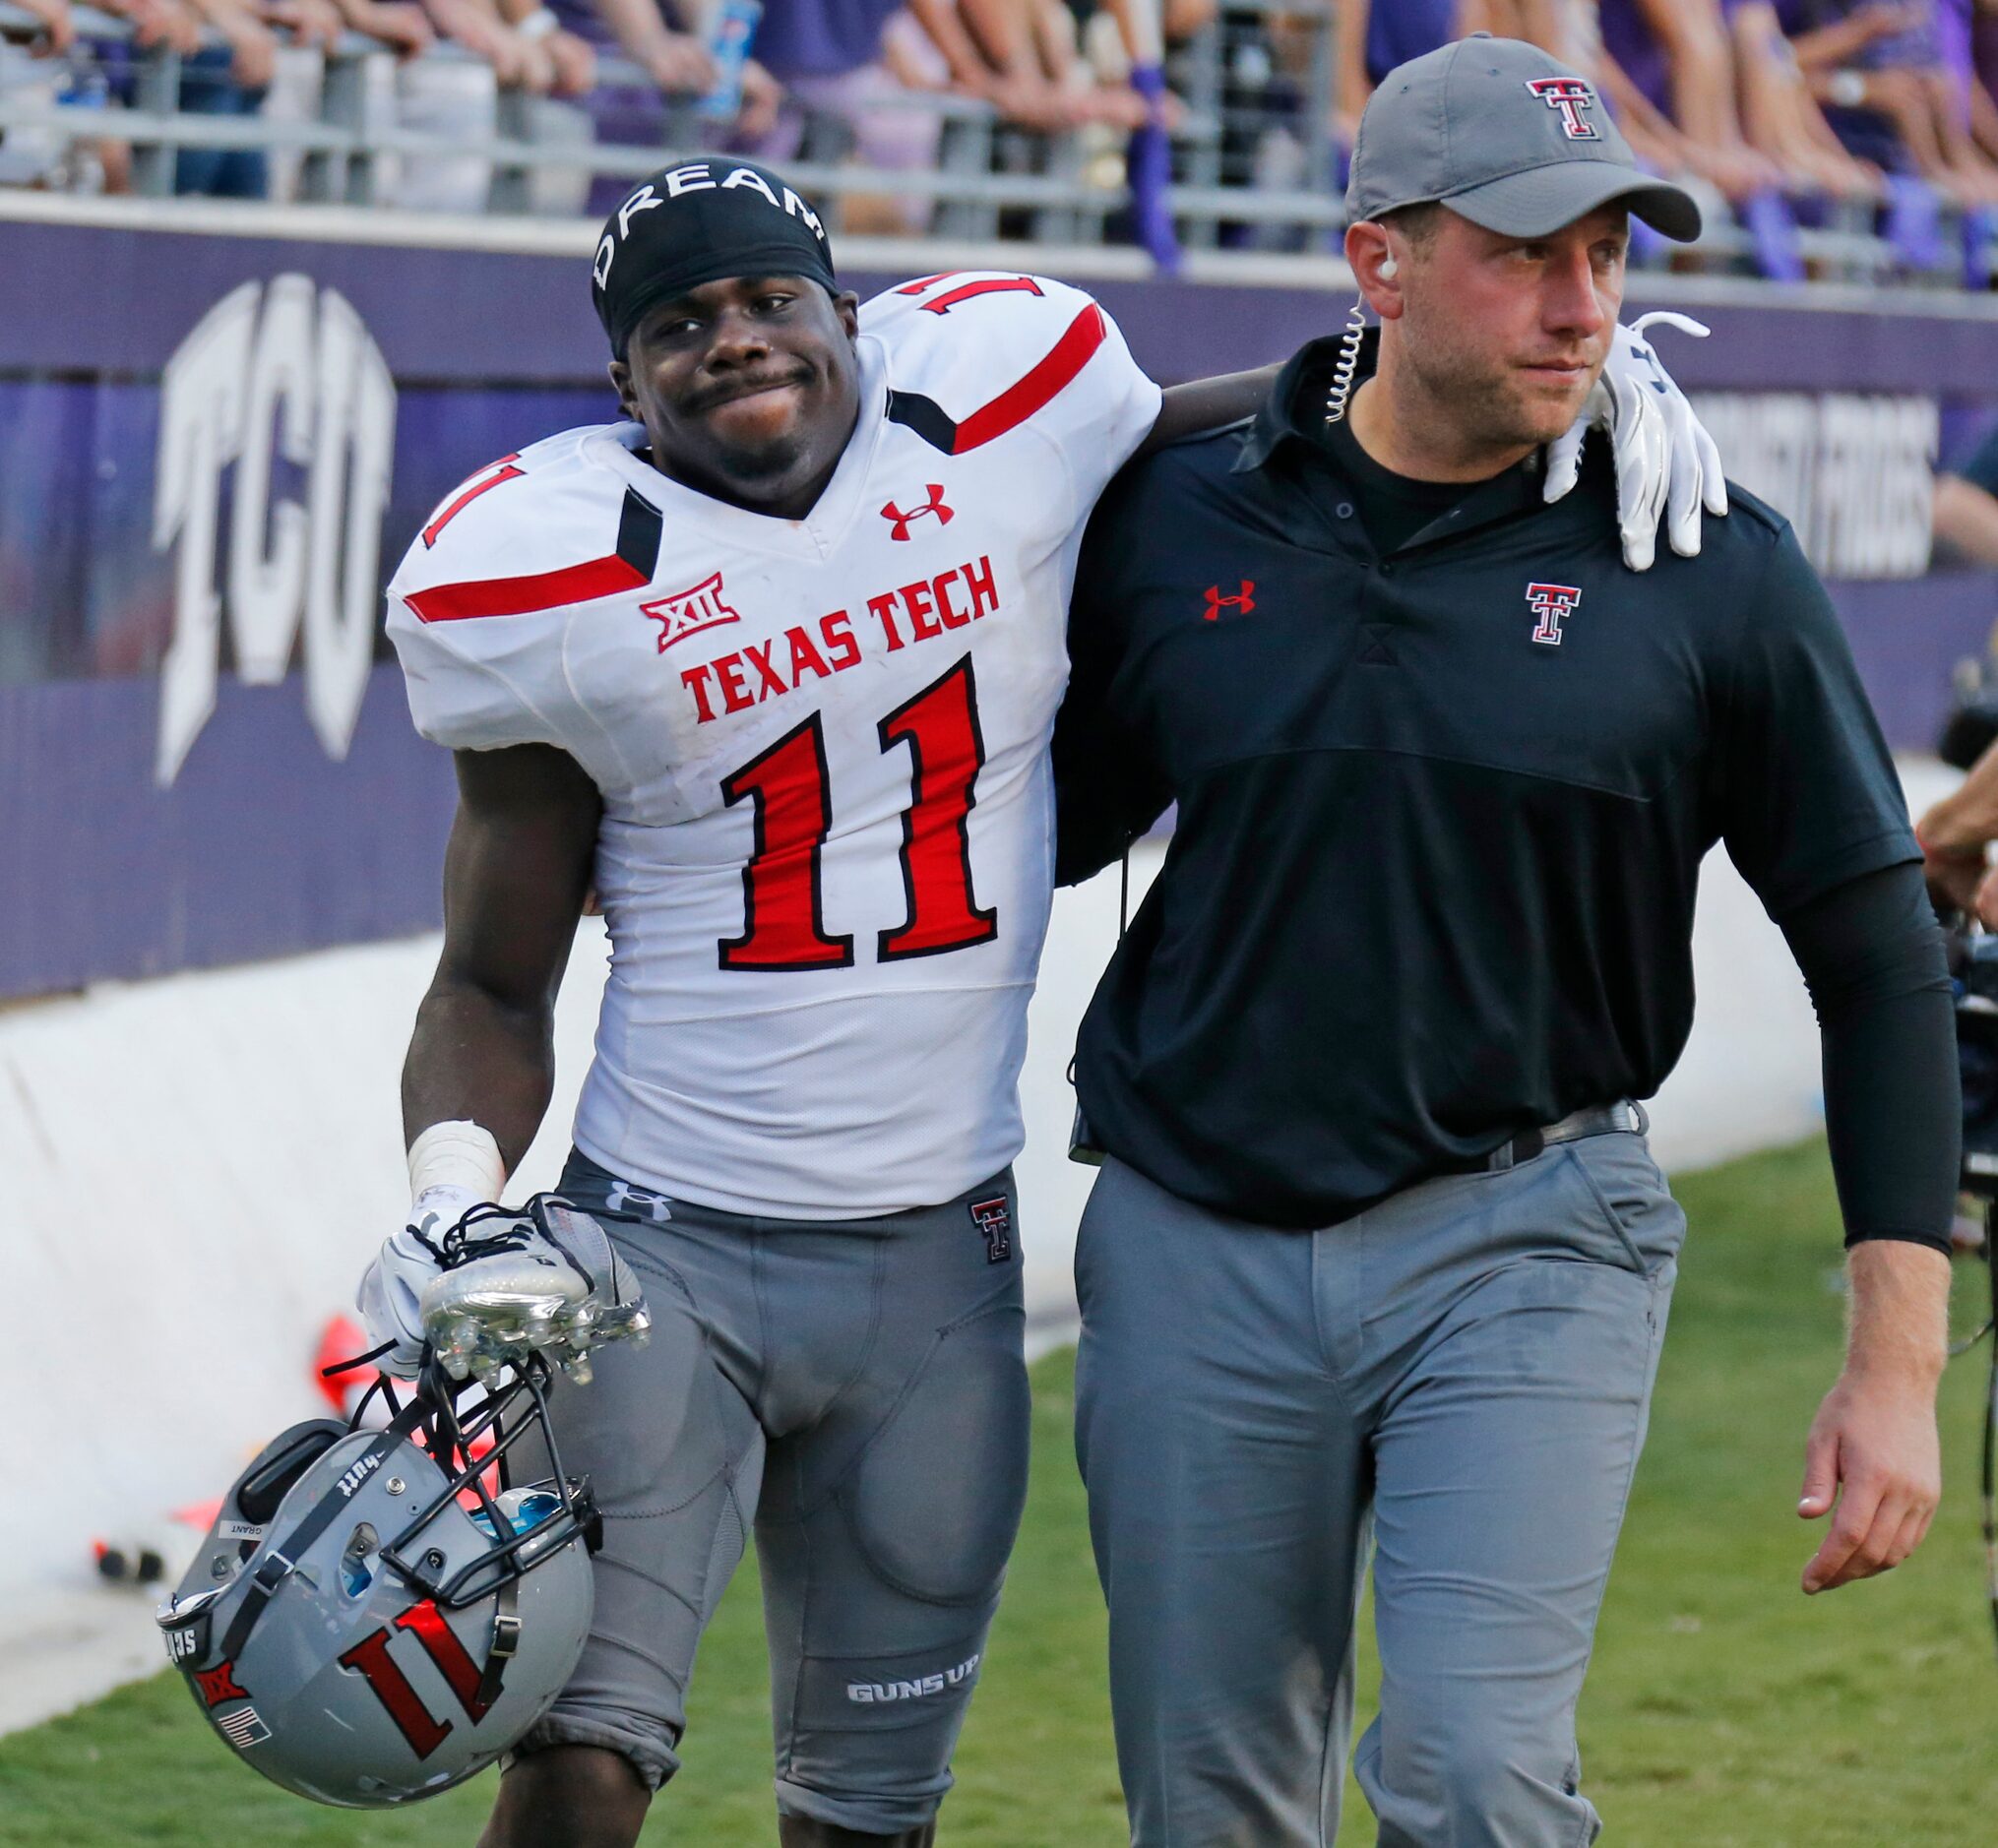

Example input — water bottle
[696,0,762,120]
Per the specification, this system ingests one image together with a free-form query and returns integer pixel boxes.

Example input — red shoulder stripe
[406,554,648,624]
[951,302,1106,453]
[405,486,663,624]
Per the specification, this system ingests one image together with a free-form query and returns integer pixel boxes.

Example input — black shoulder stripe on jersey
[886,390,962,458]
[617,488,664,578]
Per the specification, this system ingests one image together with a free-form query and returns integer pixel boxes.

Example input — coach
[1051,34,1960,1848]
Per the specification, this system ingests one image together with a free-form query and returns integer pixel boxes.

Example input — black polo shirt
[1053,339,1920,1230]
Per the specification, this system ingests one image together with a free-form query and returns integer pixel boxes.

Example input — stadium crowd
[5,0,1998,271]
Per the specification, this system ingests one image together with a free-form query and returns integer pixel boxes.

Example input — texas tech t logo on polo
[1527,582,1582,646]
[1526,77,1599,141]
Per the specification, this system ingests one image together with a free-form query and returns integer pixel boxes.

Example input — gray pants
[513,1149,1030,1835]
[1074,1134,1685,1847]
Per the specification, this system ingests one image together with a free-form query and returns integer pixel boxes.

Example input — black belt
[1462,1100,1649,1176]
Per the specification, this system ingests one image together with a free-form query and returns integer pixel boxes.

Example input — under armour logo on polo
[641,572,740,652]
[881,486,954,540]
[1526,77,1599,141]
[1527,582,1582,646]
[1203,580,1255,620]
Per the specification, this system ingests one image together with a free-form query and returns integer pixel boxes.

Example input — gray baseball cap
[1347,34,1701,242]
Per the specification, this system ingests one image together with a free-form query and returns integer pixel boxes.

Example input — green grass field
[5,1140,1996,1846]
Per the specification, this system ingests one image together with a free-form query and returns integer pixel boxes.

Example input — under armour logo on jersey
[642,572,741,653]
[605,1179,673,1223]
[1527,582,1582,646]
[1203,581,1255,621]
[968,1196,1013,1263]
[1525,77,1599,141]
[881,485,954,540]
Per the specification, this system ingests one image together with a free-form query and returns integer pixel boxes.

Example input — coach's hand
[1796,1240,1950,1594]
[1545,313,1727,572]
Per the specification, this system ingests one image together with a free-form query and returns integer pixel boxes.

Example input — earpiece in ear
[1379,257,1399,279]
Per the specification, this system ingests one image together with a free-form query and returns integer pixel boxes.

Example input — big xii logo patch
[643,572,742,653]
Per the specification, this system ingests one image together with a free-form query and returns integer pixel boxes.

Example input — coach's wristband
[407,1119,507,1207]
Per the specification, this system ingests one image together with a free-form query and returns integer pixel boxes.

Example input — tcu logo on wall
[154,276,397,786]
[1525,77,1599,141]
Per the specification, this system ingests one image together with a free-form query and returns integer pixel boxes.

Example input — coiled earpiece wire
[1322,293,1368,426]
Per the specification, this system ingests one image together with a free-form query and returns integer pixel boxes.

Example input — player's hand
[358,1184,483,1379]
[1797,1365,1942,1593]
[358,1192,651,1383]
[420,1197,651,1386]
[1546,313,1727,571]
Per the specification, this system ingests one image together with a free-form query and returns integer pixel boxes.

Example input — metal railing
[0,0,1977,283]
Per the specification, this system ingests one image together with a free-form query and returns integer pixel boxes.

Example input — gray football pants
[511,1149,1030,1835]
[1074,1133,1685,1848]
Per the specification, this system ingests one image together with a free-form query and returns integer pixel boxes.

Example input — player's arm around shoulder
[864,271,1161,499]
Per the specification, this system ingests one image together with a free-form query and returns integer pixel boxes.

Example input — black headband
[592,160,840,359]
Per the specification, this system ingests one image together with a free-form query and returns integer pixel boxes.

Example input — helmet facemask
[157,1351,598,1808]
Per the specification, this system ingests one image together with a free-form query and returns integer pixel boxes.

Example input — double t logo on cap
[1525,77,1600,143]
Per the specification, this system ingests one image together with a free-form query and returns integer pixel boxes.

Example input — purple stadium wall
[2,216,1995,999]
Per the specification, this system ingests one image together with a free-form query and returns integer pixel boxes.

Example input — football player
[360,159,1719,1848]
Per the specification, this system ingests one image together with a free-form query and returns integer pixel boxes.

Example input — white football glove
[358,1190,651,1384]
[358,1184,482,1380]
[1544,311,1728,572]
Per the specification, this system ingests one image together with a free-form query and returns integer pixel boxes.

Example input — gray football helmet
[156,1354,595,1808]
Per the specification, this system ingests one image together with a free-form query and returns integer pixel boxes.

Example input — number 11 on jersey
[718,655,997,971]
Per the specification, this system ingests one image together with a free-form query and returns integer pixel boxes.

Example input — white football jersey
[388,274,1161,1218]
